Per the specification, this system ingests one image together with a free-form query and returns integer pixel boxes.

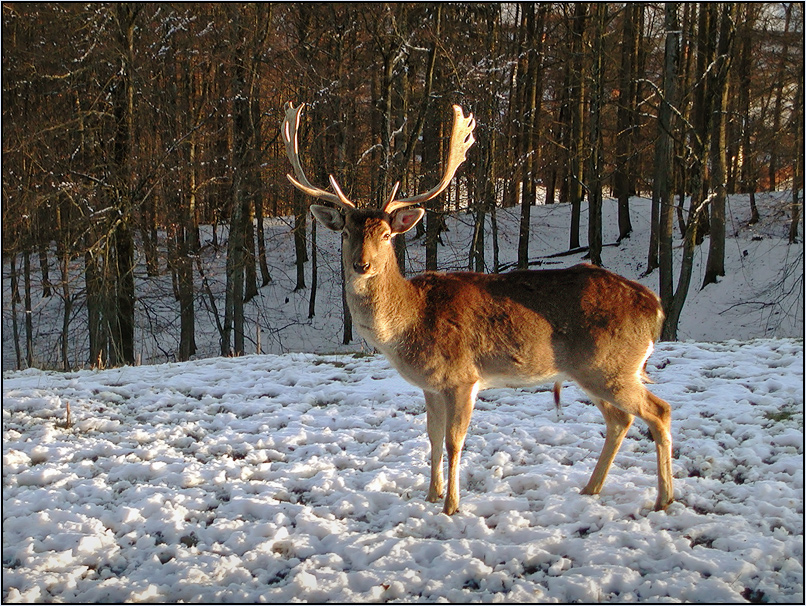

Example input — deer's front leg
[442,383,478,515]
[424,391,446,502]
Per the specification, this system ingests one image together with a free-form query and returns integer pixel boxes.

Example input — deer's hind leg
[586,380,674,511]
[581,398,633,497]
[638,389,674,511]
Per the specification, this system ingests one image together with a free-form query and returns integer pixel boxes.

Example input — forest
[2,2,804,370]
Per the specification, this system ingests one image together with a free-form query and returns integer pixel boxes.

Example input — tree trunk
[108,3,138,366]
[308,216,318,318]
[689,2,715,243]
[244,208,259,302]
[615,3,642,241]
[663,199,705,340]
[254,192,272,285]
[85,250,105,368]
[23,249,34,368]
[657,3,680,331]
[112,222,135,366]
[60,250,72,371]
[790,64,804,244]
[141,194,160,276]
[586,2,606,267]
[36,207,51,297]
[423,11,443,272]
[10,253,23,369]
[702,3,737,288]
[769,4,792,191]
[225,182,247,356]
[225,28,253,356]
[175,170,196,362]
[517,3,546,269]
[491,203,500,273]
[568,2,587,251]
[424,107,443,271]
[735,4,759,223]
[341,247,353,345]
[471,207,486,273]
[293,192,308,290]
[177,252,196,361]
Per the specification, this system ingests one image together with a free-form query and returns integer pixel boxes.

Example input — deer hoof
[654,497,674,511]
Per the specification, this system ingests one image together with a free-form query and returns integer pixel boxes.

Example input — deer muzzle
[353,261,371,274]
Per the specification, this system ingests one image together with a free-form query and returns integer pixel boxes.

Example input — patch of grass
[764,409,795,422]
[764,404,803,424]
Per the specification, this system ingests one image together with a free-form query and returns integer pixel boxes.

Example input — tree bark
[790,63,804,244]
[615,3,643,242]
[657,3,680,334]
[735,4,759,223]
[702,3,737,288]
[769,4,792,191]
[24,249,34,368]
[517,3,546,269]
[568,3,587,251]
[10,254,23,369]
[586,3,606,267]
[107,3,138,366]
[689,3,716,243]
[308,216,318,319]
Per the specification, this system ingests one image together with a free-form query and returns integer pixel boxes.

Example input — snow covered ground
[3,338,803,603]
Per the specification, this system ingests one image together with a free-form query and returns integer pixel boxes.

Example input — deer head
[281,102,475,278]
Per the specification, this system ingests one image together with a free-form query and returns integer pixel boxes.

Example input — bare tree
[702,3,738,288]
[586,2,607,267]
[791,63,804,244]
[568,3,587,251]
[614,3,645,242]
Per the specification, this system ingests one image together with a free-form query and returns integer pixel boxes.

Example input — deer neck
[345,258,421,348]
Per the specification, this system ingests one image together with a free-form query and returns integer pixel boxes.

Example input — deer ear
[310,205,345,231]
[390,207,425,234]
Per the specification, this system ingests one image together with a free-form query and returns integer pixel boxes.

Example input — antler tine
[282,102,355,209]
[328,175,354,208]
[383,105,476,214]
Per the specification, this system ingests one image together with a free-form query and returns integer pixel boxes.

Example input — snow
[2,339,803,602]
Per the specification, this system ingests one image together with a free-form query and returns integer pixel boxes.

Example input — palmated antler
[281,102,355,210]
[382,105,476,214]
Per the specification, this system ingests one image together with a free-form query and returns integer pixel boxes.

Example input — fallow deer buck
[282,102,674,516]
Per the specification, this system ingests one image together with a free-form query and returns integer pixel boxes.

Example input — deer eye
[382,232,391,241]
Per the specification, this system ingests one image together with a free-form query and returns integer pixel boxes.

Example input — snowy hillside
[2,339,803,602]
[2,192,803,369]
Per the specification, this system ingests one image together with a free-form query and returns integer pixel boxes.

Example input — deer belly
[477,351,561,390]
[479,372,562,390]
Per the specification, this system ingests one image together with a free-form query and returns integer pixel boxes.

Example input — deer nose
[353,262,371,274]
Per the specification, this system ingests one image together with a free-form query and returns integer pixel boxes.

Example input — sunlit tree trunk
[568,3,587,251]
[657,3,681,336]
[703,3,737,288]
[517,3,547,269]
[769,4,792,191]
